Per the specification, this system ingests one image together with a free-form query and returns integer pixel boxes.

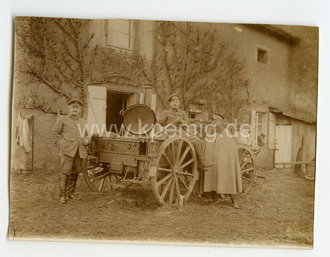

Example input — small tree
[139,21,250,122]
[15,17,146,114]
[15,18,89,111]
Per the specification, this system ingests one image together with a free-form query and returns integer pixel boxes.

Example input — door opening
[106,92,128,133]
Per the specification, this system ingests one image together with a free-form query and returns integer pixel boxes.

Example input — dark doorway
[106,92,127,133]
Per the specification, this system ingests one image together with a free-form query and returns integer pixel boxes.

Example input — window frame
[255,111,267,146]
[105,19,134,52]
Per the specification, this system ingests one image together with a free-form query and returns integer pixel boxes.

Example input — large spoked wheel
[82,157,112,193]
[151,137,198,206]
[237,145,256,194]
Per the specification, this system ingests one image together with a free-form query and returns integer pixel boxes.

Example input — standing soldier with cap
[204,112,242,209]
[158,93,213,172]
[52,98,89,204]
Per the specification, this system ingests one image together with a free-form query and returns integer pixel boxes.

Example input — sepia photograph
[9,16,318,248]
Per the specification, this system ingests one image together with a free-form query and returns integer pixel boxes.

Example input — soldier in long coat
[204,113,242,208]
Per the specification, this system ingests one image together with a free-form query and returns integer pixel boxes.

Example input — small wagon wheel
[151,137,198,206]
[82,157,112,193]
[237,145,256,194]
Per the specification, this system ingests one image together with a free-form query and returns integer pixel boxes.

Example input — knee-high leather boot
[67,174,80,200]
[59,173,69,203]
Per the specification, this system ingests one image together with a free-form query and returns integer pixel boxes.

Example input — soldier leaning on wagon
[51,99,89,204]
[157,93,214,172]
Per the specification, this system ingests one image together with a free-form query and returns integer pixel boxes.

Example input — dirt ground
[9,168,314,248]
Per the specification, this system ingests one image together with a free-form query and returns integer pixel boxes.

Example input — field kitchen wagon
[82,84,256,206]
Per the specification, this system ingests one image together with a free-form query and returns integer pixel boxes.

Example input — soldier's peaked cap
[68,98,83,106]
[168,93,180,102]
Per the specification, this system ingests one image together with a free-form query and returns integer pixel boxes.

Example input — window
[257,47,268,64]
[255,112,267,146]
[256,112,263,135]
[106,20,133,51]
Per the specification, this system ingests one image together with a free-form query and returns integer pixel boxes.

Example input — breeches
[60,151,82,175]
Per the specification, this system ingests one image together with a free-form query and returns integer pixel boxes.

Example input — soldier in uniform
[158,93,213,171]
[204,113,242,209]
[52,99,89,204]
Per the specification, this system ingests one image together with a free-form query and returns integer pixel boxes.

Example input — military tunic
[157,108,190,127]
[52,114,87,176]
[52,115,87,158]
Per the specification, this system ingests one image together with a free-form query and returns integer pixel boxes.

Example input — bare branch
[52,19,78,42]
[25,67,69,100]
